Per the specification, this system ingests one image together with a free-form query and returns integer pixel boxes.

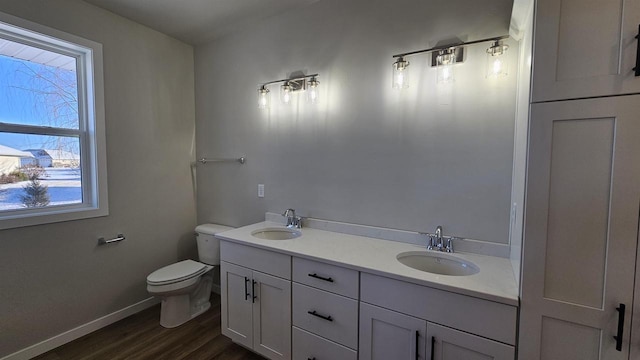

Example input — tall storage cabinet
[520,96,640,359]
[522,0,640,357]
[532,0,640,101]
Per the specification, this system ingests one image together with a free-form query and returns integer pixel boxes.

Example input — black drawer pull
[308,273,334,282]
[634,24,640,77]
[244,277,250,301]
[614,303,626,351]
[307,358,316,360]
[307,310,333,322]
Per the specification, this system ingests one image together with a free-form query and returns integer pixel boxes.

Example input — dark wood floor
[33,294,265,360]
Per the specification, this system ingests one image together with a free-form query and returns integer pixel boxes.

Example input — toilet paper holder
[98,234,126,245]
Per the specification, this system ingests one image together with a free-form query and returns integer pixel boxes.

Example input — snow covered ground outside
[0,168,82,211]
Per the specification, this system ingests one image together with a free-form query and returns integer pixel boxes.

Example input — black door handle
[614,303,626,351]
[244,277,250,301]
[252,280,258,303]
[430,336,435,360]
[308,273,334,282]
[415,331,419,360]
[307,310,333,322]
[634,24,640,77]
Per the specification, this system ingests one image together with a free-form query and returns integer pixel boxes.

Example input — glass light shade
[436,49,456,84]
[486,41,509,78]
[307,77,319,104]
[392,57,410,89]
[257,86,270,109]
[281,83,292,104]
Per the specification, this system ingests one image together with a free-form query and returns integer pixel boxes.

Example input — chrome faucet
[282,208,303,229]
[435,226,443,249]
[426,225,454,253]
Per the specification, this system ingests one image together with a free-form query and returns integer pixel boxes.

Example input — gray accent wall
[195,0,517,244]
[0,1,196,357]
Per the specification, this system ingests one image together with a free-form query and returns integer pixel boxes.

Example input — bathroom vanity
[217,220,518,360]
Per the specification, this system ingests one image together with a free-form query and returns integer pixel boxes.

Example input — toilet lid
[147,260,209,285]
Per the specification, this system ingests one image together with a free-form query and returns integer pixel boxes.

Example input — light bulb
[486,40,509,78]
[492,58,503,75]
[392,57,410,89]
[257,86,270,109]
[281,82,292,104]
[307,76,319,104]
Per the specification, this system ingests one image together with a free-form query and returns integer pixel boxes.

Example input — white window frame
[0,12,108,229]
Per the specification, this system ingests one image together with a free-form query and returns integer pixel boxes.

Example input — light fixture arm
[260,73,319,87]
[392,35,509,59]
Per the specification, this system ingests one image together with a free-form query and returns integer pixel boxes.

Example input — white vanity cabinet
[532,0,640,101]
[359,273,516,360]
[220,241,292,360]
[291,257,359,360]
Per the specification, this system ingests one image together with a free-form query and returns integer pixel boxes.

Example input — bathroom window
[0,13,108,229]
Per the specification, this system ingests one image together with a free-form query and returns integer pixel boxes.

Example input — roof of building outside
[23,149,80,161]
[0,144,35,158]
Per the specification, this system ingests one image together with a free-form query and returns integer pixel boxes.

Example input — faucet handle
[445,237,455,253]
[282,208,296,217]
[421,233,435,250]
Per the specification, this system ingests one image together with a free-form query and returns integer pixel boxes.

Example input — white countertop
[216,221,519,306]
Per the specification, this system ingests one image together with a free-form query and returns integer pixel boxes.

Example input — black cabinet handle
[308,273,334,282]
[614,303,626,351]
[244,277,250,301]
[430,336,435,360]
[415,330,419,360]
[634,25,640,77]
[307,358,316,360]
[252,280,258,303]
[307,310,333,322]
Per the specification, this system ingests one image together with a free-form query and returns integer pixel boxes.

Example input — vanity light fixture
[392,56,410,89]
[486,40,509,77]
[435,48,457,84]
[307,76,320,104]
[281,82,293,104]
[391,35,509,89]
[258,85,270,109]
[257,73,319,108]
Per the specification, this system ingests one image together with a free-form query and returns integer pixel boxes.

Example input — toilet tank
[195,224,234,265]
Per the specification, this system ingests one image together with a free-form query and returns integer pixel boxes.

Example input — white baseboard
[1,297,159,360]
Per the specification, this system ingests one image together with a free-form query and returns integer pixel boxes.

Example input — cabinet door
[520,96,640,359]
[427,323,514,360]
[359,303,426,360]
[253,270,292,360]
[532,0,640,101]
[220,261,253,349]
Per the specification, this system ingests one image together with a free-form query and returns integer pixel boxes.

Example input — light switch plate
[258,184,264,198]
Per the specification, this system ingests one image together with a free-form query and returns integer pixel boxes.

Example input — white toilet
[146,223,233,328]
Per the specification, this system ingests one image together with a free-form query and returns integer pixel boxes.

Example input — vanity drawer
[293,257,359,299]
[292,283,358,349]
[293,326,357,360]
[220,240,291,279]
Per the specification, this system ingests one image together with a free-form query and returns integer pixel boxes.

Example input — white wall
[0,1,196,357]
[195,0,518,244]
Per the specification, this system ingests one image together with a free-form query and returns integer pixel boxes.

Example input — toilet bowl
[146,223,233,328]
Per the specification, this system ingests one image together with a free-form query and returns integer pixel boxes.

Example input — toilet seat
[147,260,209,286]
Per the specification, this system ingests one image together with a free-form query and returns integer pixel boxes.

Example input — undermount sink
[251,227,302,240]
[396,251,479,276]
